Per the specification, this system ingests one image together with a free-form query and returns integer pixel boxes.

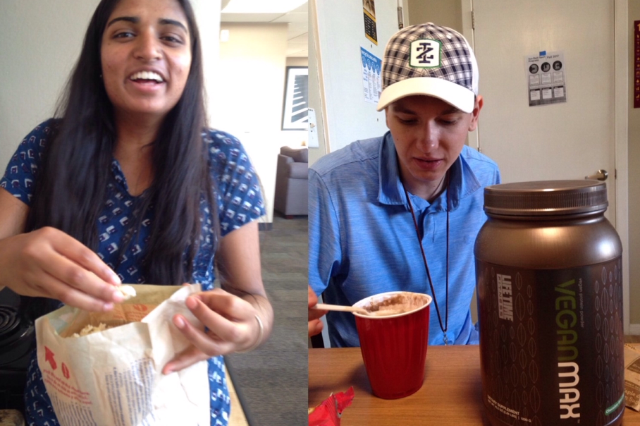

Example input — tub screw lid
[484,180,608,216]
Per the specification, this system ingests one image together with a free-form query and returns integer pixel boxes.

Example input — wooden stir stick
[312,303,369,315]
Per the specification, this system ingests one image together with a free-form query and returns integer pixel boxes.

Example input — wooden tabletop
[225,366,248,426]
[309,346,640,425]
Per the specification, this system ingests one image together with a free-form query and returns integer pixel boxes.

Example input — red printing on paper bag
[62,363,70,379]
[42,370,92,405]
[45,346,57,370]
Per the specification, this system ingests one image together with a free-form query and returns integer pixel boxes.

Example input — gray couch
[274,147,308,217]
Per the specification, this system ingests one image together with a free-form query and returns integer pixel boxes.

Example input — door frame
[462,0,631,334]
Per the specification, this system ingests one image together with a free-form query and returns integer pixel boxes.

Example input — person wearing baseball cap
[308,23,501,347]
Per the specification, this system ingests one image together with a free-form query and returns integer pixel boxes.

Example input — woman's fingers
[185,295,253,346]
[172,312,233,356]
[1,227,122,310]
[23,269,115,312]
[192,289,251,318]
[166,289,259,367]
[42,227,121,286]
[162,345,210,375]
[37,250,122,303]
[163,288,271,373]
[26,229,123,304]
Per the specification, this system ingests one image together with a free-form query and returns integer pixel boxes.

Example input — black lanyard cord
[402,177,449,338]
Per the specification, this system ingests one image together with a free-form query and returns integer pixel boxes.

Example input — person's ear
[468,95,483,132]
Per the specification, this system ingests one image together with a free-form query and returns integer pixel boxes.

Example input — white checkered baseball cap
[377,22,479,113]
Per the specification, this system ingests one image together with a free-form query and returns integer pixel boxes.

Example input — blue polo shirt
[309,132,501,347]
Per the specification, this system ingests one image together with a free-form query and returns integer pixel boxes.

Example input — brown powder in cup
[364,293,427,317]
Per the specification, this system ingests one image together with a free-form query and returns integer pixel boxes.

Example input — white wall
[214,23,294,223]
[193,0,223,126]
[312,0,400,154]
[0,1,98,169]
[0,0,221,184]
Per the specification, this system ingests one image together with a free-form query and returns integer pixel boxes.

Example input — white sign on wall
[361,47,382,104]
[525,51,567,107]
[308,108,319,148]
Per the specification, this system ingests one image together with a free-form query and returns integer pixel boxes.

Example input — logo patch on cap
[410,39,441,68]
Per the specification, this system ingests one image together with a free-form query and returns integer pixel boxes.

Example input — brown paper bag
[625,343,640,411]
[35,284,210,426]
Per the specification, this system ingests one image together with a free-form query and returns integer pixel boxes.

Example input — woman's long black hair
[26,0,217,285]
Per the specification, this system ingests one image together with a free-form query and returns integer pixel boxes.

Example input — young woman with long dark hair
[0,0,273,424]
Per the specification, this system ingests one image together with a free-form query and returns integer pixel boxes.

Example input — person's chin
[120,103,171,118]
[410,163,447,182]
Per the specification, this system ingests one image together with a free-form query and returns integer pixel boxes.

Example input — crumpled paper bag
[35,284,209,426]
[625,343,640,411]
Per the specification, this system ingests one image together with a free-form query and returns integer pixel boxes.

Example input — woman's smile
[126,68,167,93]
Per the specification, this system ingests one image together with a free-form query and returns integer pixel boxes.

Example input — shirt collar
[111,158,128,191]
[377,131,482,211]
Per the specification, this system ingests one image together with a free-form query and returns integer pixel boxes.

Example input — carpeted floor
[225,215,308,425]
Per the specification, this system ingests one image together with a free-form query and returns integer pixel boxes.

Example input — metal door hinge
[585,170,608,181]
[471,10,475,30]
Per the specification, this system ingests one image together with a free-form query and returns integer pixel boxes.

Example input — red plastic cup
[353,291,432,400]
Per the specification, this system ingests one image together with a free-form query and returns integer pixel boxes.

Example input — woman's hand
[163,221,273,374]
[162,288,263,374]
[0,226,123,311]
[308,285,327,337]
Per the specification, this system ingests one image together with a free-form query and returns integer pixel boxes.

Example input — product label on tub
[476,257,624,426]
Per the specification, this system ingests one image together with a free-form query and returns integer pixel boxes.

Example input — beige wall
[629,5,640,323]
[286,57,308,67]
[215,23,288,136]
[408,0,462,32]
[0,1,220,174]
[309,0,326,165]
[216,23,307,222]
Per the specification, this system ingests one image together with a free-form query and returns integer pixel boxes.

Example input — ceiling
[220,2,308,57]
